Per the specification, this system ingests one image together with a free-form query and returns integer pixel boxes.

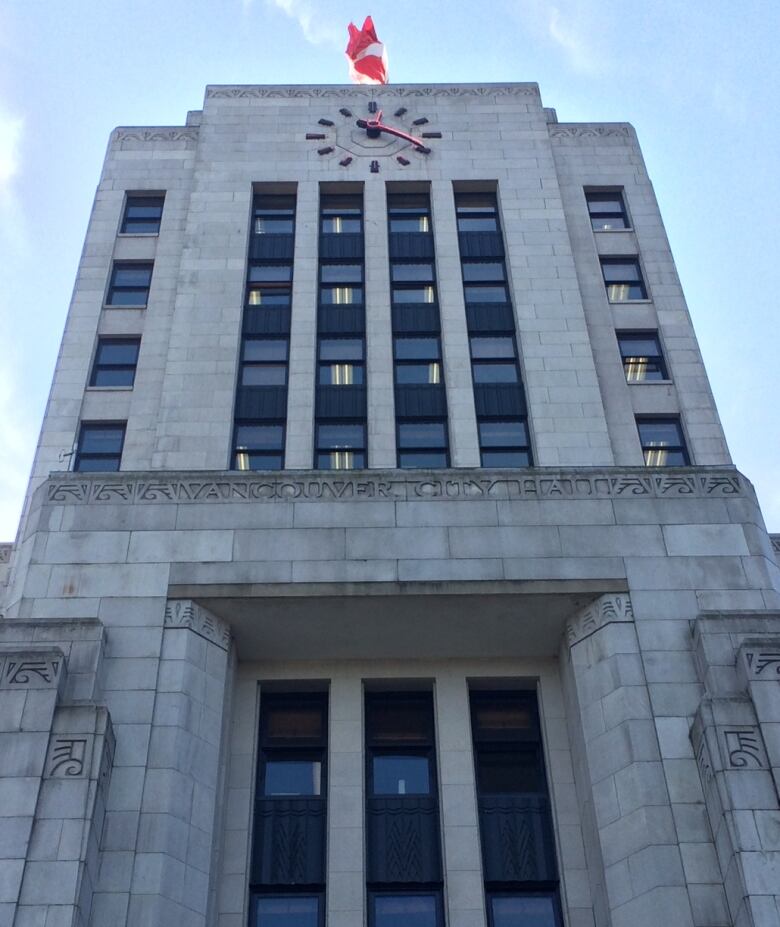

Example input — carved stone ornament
[45,735,93,778]
[113,128,199,143]
[740,646,780,681]
[164,600,230,650]
[206,84,540,100]
[0,543,11,563]
[46,468,746,508]
[718,727,767,770]
[0,650,64,689]
[565,593,634,647]
[549,125,632,139]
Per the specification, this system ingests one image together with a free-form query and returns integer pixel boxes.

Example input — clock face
[306,102,440,171]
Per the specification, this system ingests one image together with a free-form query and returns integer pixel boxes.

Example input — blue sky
[0,0,778,537]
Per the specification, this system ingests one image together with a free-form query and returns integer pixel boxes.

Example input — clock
[306,101,441,172]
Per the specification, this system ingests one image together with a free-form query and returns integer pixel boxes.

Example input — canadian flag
[345,16,388,85]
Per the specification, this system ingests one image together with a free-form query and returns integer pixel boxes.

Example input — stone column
[326,676,364,927]
[364,179,396,468]
[430,181,480,468]
[112,600,231,927]
[561,594,695,927]
[435,672,486,927]
[286,181,319,469]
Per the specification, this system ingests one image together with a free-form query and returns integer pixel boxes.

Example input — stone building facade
[1,82,779,927]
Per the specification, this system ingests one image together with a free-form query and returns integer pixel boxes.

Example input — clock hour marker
[394,107,407,118]
[339,108,352,117]
[318,118,335,126]
[412,117,429,126]
[421,132,441,139]
[370,160,380,173]
[318,146,334,155]
[339,157,353,167]
[306,133,326,140]
[396,156,410,166]
[368,101,378,113]
[415,145,431,155]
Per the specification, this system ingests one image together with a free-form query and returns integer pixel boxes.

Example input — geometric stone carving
[46,468,747,507]
[206,85,541,100]
[45,734,94,778]
[0,650,64,689]
[565,593,634,647]
[0,543,11,563]
[164,599,230,650]
[113,128,199,143]
[740,646,780,681]
[718,727,767,769]
[550,125,632,139]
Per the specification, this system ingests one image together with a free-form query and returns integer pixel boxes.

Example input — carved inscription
[46,735,92,778]
[47,469,746,507]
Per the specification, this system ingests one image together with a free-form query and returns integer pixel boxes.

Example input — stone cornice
[206,83,540,100]
[43,467,747,506]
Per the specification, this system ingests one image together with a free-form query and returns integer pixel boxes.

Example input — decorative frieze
[0,650,64,689]
[549,124,632,139]
[739,645,780,681]
[164,599,230,650]
[112,128,199,143]
[565,593,634,647]
[46,468,746,507]
[45,735,93,778]
[206,84,539,100]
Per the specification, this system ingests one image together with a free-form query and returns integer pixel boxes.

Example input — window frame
[320,194,363,235]
[485,890,563,927]
[232,421,285,471]
[249,893,325,927]
[616,331,669,382]
[105,261,154,308]
[600,257,648,302]
[584,189,630,232]
[256,693,328,799]
[368,890,444,927]
[455,192,501,234]
[89,337,141,388]
[253,193,297,237]
[315,421,367,470]
[120,193,165,235]
[387,192,433,235]
[636,416,691,467]
[365,693,438,799]
[73,421,126,472]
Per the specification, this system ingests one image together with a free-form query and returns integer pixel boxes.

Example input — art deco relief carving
[207,85,539,100]
[0,651,63,689]
[549,125,632,138]
[45,735,93,778]
[565,593,634,647]
[740,646,780,681]
[719,728,767,769]
[113,128,199,143]
[46,469,746,507]
[164,600,230,650]
[0,543,11,563]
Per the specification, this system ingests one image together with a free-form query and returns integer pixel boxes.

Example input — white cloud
[505,0,609,76]
[0,107,22,189]
[0,361,36,542]
[547,6,601,75]
[263,0,343,48]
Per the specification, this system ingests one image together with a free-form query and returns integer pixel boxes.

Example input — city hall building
[1,81,779,927]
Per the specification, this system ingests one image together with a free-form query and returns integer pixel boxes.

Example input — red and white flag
[345,16,388,85]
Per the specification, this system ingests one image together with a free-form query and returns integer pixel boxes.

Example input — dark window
[464,285,509,304]
[394,336,442,386]
[601,258,647,301]
[617,332,668,381]
[371,893,441,927]
[250,265,293,283]
[637,417,690,466]
[398,422,448,468]
[254,194,296,235]
[488,893,560,927]
[315,422,366,470]
[392,286,435,304]
[121,194,164,234]
[391,263,435,283]
[321,195,362,234]
[456,193,500,233]
[258,695,327,797]
[241,338,289,387]
[388,193,431,233]
[74,422,125,472]
[478,421,531,468]
[253,895,321,927]
[247,286,291,308]
[463,262,505,282]
[106,262,153,307]
[318,338,365,385]
[395,338,441,360]
[366,694,435,796]
[585,190,629,231]
[233,423,284,470]
[470,337,515,359]
[89,337,140,387]
[473,363,519,384]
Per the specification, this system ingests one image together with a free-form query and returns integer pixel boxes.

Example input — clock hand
[355,117,431,151]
